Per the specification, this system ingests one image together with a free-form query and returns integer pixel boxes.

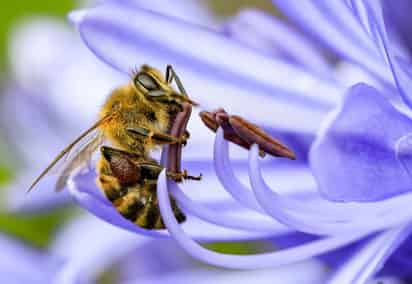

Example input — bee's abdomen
[96,153,186,230]
[111,186,185,230]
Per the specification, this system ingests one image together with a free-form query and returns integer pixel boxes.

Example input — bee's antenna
[129,65,139,79]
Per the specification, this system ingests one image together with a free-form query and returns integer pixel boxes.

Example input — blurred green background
[0,0,274,248]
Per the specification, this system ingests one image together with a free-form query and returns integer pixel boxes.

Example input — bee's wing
[27,114,112,193]
[54,132,104,192]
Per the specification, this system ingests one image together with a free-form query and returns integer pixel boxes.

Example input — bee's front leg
[165,64,187,97]
[126,126,188,146]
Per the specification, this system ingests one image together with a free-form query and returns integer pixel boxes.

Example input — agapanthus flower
[57,0,412,283]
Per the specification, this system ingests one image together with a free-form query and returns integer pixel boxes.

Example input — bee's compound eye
[147,90,167,98]
[135,73,158,91]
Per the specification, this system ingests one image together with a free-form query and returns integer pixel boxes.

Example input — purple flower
[60,0,412,283]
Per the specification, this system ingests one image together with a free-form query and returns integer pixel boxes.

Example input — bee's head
[131,65,198,107]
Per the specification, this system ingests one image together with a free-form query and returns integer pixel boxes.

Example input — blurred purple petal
[4,171,71,213]
[122,256,327,284]
[2,17,126,212]
[310,83,412,201]
[52,217,326,284]
[0,234,61,283]
[52,215,147,284]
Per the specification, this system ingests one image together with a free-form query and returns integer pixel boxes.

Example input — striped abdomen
[96,153,186,230]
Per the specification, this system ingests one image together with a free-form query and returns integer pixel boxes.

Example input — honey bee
[28,65,201,229]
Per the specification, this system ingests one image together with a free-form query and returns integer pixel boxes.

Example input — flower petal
[363,0,412,108]
[75,2,342,133]
[249,138,412,235]
[327,223,412,284]
[382,0,412,54]
[170,181,288,233]
[217,130,412,234]
[4,171,71,212]
[52,214,148,284]
[223,9,332,78]
[157,169,370,269]
[0,234,61,283]
[272,0,392,84]
[310,83,412,201]
[122,251,327,284]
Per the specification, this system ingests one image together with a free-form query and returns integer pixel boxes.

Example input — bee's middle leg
[166,169,202,182]
[126,126,188,146]
[137,162,201,183]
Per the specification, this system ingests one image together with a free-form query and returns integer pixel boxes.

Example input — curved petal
[214,128,386,220]
[213,128,264,213]
[272,0,392,84]
[382,0,412,54]
[118,0,215,26]
[363,0,412,109]
[170,181,287,233]
[249,142,412,237]
[327,223,412,284]
[223,9,332,78]
[157,169,371,269]
[310,83,412,201]
[216,130,412,235]
[385,235,412,277]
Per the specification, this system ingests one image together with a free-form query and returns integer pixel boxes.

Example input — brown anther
[199,109,265,157]
[199,108,295,159]
[212,108,227,119]
[229,115,296,160]
[199,111,218,132]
